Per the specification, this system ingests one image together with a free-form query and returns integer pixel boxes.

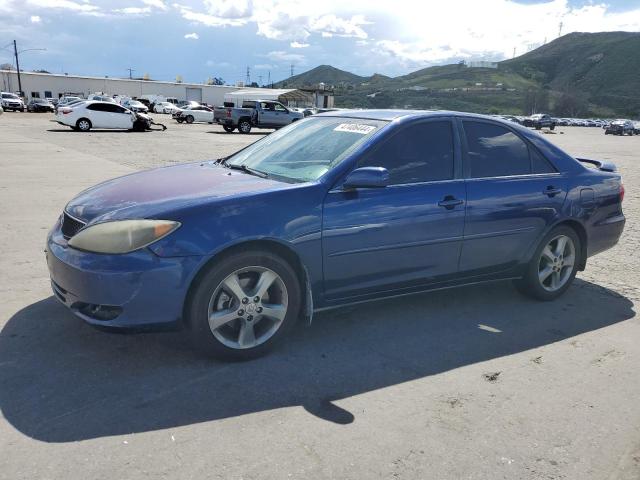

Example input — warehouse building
[0,70,333,108]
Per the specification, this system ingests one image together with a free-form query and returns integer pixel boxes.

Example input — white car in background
[154,101,180,114]
[173,105,214,123]
[1,92,25,112]
[55,101,135,131]
[122,99,149,113]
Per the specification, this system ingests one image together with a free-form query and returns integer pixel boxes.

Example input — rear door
[458,119,567,275]
[85,103,110,128]
[322,118,466,300]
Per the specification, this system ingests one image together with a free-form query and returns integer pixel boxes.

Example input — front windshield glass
[2,93,18,99]
[226,116,387,183]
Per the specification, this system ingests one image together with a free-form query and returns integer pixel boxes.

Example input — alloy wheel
[538,234,576,292]
[207,266,288,349]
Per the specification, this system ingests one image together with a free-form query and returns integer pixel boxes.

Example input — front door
[322,119,465,301]
[458,119,568,275]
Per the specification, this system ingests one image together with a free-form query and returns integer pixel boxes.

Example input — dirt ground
[0,112,638,480]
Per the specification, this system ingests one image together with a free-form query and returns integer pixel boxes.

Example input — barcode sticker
[333,123,377,134]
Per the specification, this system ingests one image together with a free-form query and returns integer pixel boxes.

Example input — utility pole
[290,64,294,77]
[126,68,135,79]
[558,21,563,38]
[268,71,271,88]
[258,74,263,86]
[245,66,250,85]
[513,47,516,58]
[13,40,22,96]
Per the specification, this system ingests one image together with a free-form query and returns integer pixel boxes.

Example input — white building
[0,70,333,108]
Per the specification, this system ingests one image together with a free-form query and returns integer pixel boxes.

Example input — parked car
[177,100,200,109]
[173,105,214,124]
[0,105,3,115]
[605,120,635,136]
[27,98,55,113]
[214,100,304,133]
[55,96,83,113]
[55,100,135,131]
[523,113,557,130]
[45,97,58,106]
[88,94,116,103]
[154,102,180,114]
[122,99,149,113]
[46,110,626,360]
[1,92,25,111]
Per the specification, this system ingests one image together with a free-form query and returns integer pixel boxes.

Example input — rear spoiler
[577,158,617,172]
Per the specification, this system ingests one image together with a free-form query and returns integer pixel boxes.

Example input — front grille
[61,212,86,240]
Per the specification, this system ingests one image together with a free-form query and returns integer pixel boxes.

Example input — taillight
[226,108,231,118]
[61,108,72,115]
[620,182,625,202]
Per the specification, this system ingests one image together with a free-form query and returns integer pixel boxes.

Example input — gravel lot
[0,112,638,480]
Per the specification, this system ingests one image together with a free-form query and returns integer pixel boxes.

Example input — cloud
[184,32,199,39]
[290,41,309,48]
[114,6,152,15]
[254,63,275,70]
[30,14,41,22]
[174,3,248,26]
[25,0,100,13]
[203,0,252,19]
[206,60,231,67]
[142,0,168,10]
[264,50,305,63]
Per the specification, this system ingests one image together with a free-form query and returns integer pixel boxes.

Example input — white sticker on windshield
[333,123,377,134]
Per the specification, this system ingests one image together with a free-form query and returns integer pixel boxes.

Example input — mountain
[275,32,640,117]
[275,65,367,88]
[501,31,640,114]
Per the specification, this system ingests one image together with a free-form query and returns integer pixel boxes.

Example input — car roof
[316,109,510,122]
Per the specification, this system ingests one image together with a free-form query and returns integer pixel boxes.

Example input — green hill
[275,32,640,117]
[275,65,367,88]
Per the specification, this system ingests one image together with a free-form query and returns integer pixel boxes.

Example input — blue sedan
[46,110,626,359]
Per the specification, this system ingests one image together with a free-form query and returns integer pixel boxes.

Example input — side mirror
[343,167,389,189]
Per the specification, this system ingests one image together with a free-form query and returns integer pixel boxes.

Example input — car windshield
[2,93,19,99]
[225,116,388,183]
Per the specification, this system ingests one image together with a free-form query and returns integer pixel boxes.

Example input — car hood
[65,162,290,223]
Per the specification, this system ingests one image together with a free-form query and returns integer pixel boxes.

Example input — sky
[0,0,639,85]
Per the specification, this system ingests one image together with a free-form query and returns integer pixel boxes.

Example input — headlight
[68,219,180,254]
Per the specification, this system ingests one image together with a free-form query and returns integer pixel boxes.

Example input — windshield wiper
[225,163,269,178]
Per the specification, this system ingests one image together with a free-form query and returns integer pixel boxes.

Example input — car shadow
[46,129,161,134]
[0,279,634,443]
[207,131,268,136]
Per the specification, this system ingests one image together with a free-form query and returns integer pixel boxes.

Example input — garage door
[186,87,202,103]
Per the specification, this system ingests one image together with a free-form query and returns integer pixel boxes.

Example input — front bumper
[46,226,204,329]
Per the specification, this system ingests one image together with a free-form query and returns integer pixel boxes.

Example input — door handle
[438,196,464,209]
[543,186,562,197]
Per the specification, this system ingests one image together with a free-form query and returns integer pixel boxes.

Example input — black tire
[238,119,252,134]
[176,118,184,123]
[186,250,302,360]
[514,225,581,301]
[550,124,555,131]
[535,125,541,130]
[185,115,194,124]
[76,118,92,132]
[222,125,235,133]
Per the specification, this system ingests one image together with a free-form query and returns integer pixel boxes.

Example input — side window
[87,103,106,111]
[360,121,455,185]
[103,104,126,113]
[463,121,530,178]
[274,103,287,112]
[530,147,556,174]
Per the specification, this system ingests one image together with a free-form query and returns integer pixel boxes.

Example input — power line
[126,67,135,79]
[245,66,250,85]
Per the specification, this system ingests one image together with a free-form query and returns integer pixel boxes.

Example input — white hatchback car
[154,102,180,114]
[56,101,135,131]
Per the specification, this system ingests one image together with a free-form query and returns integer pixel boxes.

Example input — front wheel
[185,115,194,124]
[222,125,235,133]
[514,226,580,301]
[238,119,252,134]
[186,250,302,360]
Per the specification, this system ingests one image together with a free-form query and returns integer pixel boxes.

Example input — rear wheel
[185,115,194,124]
[514,226,580,301]
[187,250,302,360]
[76,118,92,132]
[238,119,252,134]
[222,125,235,133]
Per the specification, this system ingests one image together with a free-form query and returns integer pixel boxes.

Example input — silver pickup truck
[213,100,304,133]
